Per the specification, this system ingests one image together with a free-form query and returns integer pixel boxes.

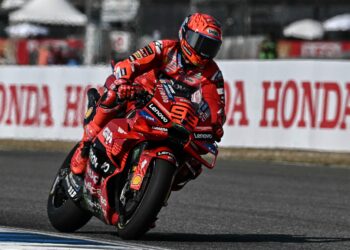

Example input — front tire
[117,159,176,239]
[47,145,92,232]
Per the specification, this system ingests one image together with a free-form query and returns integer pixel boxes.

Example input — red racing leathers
[112,40,225,129]
[71,40,225,175]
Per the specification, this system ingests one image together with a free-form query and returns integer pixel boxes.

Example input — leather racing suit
[110,39,225,130]
[71,39,226,180]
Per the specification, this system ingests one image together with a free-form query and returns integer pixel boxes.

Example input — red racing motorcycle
[47,78,218,239]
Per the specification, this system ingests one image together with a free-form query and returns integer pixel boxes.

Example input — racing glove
[110,79,136,100]
[213,124,224,142]
[117,84,137,100]
[201,84,225,142]
[213,108,225,142]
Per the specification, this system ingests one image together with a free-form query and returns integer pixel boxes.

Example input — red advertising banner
[1,62,350,152]
[278,40,350,59]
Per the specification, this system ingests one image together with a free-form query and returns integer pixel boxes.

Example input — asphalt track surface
[1,150,350,249]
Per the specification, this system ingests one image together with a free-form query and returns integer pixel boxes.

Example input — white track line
[0,226,169,250]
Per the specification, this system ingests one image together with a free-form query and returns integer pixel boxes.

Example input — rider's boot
[70,87,123,175]
[67,119,101,201]
[70,121,101,175]
[70,106,121,175]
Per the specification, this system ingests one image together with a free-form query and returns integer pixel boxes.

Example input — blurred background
[1,0,350,65]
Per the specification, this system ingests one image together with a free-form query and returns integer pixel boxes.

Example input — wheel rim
[52,187,67,208]
[50,168,69,209]
[118,161,153,228]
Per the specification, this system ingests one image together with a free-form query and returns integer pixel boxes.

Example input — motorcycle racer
[71,13,226,178]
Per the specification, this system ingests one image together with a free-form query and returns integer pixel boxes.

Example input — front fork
[129,146,178,191]
[128,144,204,194]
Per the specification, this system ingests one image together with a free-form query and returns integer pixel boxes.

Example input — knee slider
[84,88,101,125]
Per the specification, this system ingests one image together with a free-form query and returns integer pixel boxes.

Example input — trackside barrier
[0,61,350,152]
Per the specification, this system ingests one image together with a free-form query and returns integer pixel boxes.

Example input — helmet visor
[186,29,222,59]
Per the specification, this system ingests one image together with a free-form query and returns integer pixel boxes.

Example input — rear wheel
[47,145,92,232]
[117,159,175,239]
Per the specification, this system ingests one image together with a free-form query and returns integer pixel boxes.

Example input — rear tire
[117,159,175,239]
[47,145,92,232]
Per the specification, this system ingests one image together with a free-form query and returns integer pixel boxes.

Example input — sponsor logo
[207,28,219,37]
[138,46,154,57]
[131,175,142,186]
[157,85,169,103]
[89,149,98,169]
[118,127,127,134]
[198,101,210,121]
[101,162,110,173]
[145,45,154,55]
[182,44,192,56]
[163,84,174,100]
[206,143,218,154]
[152,126,168,132]
[65,175,79,199]
[87,168,99,184]
[140,48,148,57]
[178,97,192,105]
[139,110,156,122]
[103,127,112,144]
[129,55,136,62]
[67,186,77,199]
[134,51,142,59]
[141,159,148,170]
[200,101,209,112]
[154,40,163,54]
[196,126,213,131]
[199,111,210,122]
[184,76,195,83]
[167,83,175,94]
[173,82,189,93]
[191,89,202,104]
[217,88,224,95]
[164,54,178,72]
[147,103,169,124]
[194,133,213,140]
[114,67,127,78]
[157,151,175,160]
[193,72,202,79]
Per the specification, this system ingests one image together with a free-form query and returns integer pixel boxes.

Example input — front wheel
[117,159,176,239]
[47,145,92,232]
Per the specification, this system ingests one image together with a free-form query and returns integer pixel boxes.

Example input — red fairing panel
[93,118,146,225]
[130,146,177,191]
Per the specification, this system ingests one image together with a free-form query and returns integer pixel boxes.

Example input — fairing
[82,80,218,225]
